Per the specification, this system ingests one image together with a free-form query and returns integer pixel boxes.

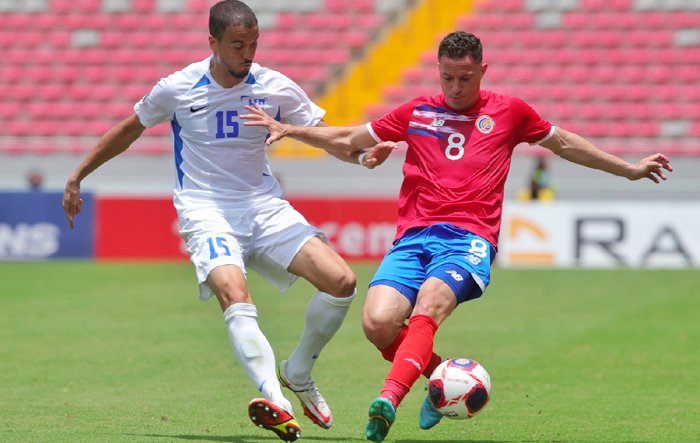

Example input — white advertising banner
[500,202,700,268]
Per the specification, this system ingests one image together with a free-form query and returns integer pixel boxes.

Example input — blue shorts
[369,223,496,306]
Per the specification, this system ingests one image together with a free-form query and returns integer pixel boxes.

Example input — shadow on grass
[135,435,648,443]
[396,440,530,443]
[134,434,366,442]
[396,441,647,443]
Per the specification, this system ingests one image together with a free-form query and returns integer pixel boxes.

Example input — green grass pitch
[1,262,698,442]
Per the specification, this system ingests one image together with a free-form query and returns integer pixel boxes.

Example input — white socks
[285,290,356,384]
[223,291,355,403]
[223,303,289,410]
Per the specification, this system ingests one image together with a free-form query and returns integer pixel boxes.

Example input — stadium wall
[2,193,698,268]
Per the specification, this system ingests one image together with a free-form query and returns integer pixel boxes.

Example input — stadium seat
[477,0,524,13]
[580,0,632,11]
[325,0,375,12]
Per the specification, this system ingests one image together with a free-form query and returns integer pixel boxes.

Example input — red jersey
[368,90,553,248]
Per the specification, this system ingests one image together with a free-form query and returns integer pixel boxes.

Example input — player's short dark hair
[209,0,258,40]
[438,31,483,63]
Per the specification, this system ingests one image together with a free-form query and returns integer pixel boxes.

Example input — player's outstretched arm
[63,114,146,229]
[316,121,395,168]
[241,105,395,168]
[540,127,672,183]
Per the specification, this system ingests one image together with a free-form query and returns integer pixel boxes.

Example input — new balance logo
[446,270,464,281]
[430,118,445,127]
[465,253,482,265]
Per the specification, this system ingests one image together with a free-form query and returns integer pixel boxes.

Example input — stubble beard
[228,68,250,79]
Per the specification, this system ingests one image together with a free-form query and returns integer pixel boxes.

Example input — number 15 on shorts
[208,236,232,259]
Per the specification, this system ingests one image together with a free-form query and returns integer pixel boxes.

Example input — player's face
[209,24,259,86]
[438,55,487,111]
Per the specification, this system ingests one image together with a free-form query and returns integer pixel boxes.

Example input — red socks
[379,314,439,408]
[380,322,442,378]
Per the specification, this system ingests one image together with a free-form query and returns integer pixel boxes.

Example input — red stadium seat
[305,13,352,30]
[275,13,302,30]
[187,0,210,11]
[477,0,524,13]
[325,0,374,13]
[580,0,632,10]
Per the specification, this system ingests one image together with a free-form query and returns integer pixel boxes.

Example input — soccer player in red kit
[242,31,672,442]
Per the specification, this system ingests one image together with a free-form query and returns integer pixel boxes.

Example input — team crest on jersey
[241,95,267,106]
[475,115,495,134]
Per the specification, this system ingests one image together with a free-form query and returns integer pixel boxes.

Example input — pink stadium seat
[401,67,426,84]
[479,13,534,30]
[286,30,325,48]
[47,31,70,47]
[691,123,700,137]
[187,0,210,11]
[365,103,393,120]
[63,13,110,29]
[30,84,63,101]
[325,0,374,13]
[0,65,23,83]
[142,14,169,28]
[346,31,369,49]
[51,0,75,13]
[322,48,351,64]
[383,85,410,104]
[356,13,383,30]
[2,14,31,29]
[580,0,632,10]
[132,0,156,13]
[477,0,523,13]
[324,0,345,12]
[0,100,18,118]
[276,13,302,30]
[145,125,170,137]
[305,13,352,30]
[666,11,700,27]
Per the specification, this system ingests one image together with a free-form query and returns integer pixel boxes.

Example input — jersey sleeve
[275,74,326,127]
[133,75,179,128]
[368,101,414,142]
[509,96,554,145]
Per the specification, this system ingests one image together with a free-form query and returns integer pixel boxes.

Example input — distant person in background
[518,156,556,201]
[241,31,673,442]
[27,169,44,191]
[61,1,390,441]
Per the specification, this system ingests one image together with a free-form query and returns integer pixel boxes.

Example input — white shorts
[178,194,324,301]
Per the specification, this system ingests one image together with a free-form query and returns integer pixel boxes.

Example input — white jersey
[134,57,325,209]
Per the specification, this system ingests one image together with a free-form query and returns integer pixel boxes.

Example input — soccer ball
[427,357,491,420]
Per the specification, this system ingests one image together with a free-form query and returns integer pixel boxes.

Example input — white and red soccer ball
[427,357,491,420]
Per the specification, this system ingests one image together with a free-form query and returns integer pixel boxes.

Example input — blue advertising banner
[0,192,94,259]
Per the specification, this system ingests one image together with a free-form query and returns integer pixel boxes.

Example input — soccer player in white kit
[61,1,391,441]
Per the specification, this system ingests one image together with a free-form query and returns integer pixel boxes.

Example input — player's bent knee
[326,271,356,297]
[413,298,453,324]
[213,281,251,308]
[362,314,396,348]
